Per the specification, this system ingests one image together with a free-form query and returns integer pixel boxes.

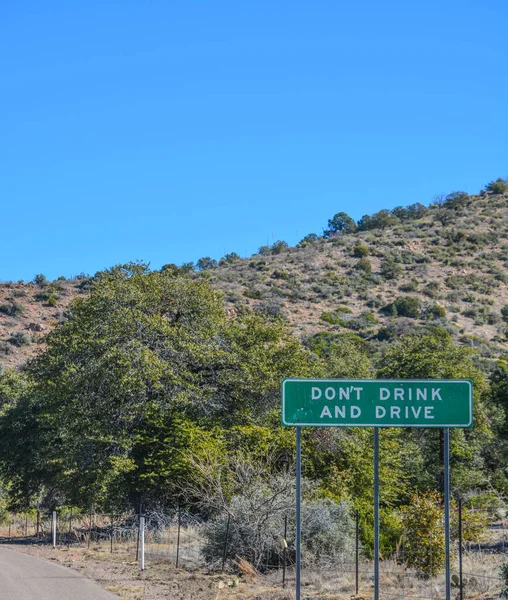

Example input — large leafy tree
[0,264,309,510]
[376,331,500,495]
[324,212,357,236]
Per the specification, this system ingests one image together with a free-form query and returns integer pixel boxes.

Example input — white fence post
[140,515,145,571]
[52,511,57,548]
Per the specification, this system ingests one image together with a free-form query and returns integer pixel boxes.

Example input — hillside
[1,183,508,371]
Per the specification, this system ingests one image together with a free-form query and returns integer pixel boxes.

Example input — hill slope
[1,186,508,371]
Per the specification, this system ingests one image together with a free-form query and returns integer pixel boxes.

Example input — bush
[0,302,24,317]
[353,244,369,258]
[486,178,508,195]
[380,257,402,280]
[243,288,263,300]
[33,274,47,286]
[297,233,319,247]
[202,496,354,569]
[271,240,289,255]
[501,563,508,597]
[355,258,372,274]
[402,491,445,578]
[321,312,349,326]
[427,304,446,319]
[501,305,508,323]
[382,296,420,319]
[442,191,469,210]
[196,257,218,270]
[399,279,419,292]
[256,301,285,319]
[0,342,14,356]
[9,331,31,347]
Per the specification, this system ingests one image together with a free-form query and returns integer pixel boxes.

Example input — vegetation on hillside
[0,177,508,565]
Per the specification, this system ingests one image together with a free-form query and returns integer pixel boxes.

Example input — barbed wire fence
[1,501,507,599]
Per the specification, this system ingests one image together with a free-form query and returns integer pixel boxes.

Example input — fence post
[110,514,114,553]
[136,513,141,561]
[355,508,359,595]
[459,499,463,600]
[176,505,182,568]
[221,513,231,573]
[36,510,40,538]
[282,514,288,588]
[52,510,57,548]
[140,515,145,571]
[88,503,93,548]
[25,514,28,537]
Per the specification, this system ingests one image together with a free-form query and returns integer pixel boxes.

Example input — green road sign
[281,379,473,428]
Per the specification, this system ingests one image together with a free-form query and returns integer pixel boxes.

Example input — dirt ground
[0,542,303,600]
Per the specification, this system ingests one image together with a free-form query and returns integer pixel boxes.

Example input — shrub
[399,279,419,292]
[423,281,440,298]
[501,305,508,323]
[33,274,47,286]
[256,301,285,319]
[353,244,369,258]
[271,269,290,280]
[486,178,508,195]
[0,302,24,317]
[243,288,263,300]
[401,490,445,578]
[9,331,31,347]
[443,191,469,210]
[427,304,446,319]
[382,296,420,319]
[501,563,508,597]
[0,342,14,356]
[271,240,289,255]
[355,258,372,274]
[196,257,218,270]
[47,295,57,307]
[380,257,402,280]
[297,233,319,247]
[202,496,354,569]
[321,306,352,325]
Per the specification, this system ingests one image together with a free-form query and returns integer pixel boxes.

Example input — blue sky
[1,1,507,282]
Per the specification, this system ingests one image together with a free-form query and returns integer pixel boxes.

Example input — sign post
[282,378,473,600]
[374,428,380,600]
[444,428,451,600]
[295,427,301,600]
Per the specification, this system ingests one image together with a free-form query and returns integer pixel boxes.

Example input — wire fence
[1,502,507,599]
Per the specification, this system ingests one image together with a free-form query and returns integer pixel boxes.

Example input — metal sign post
[282,378,473,600]
[444,428,451,600]
[374,428,380,600]
[295,426,302,600]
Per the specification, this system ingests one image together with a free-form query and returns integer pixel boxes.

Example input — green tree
[196,256,218,270]
[370,209,398,230]
[402,490,445,578]
[325,212,357,236]
[485,178,508,195]
[377,331,496,495]
[0,264,310,510]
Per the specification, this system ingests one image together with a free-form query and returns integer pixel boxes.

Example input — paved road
[0,547,117,600]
